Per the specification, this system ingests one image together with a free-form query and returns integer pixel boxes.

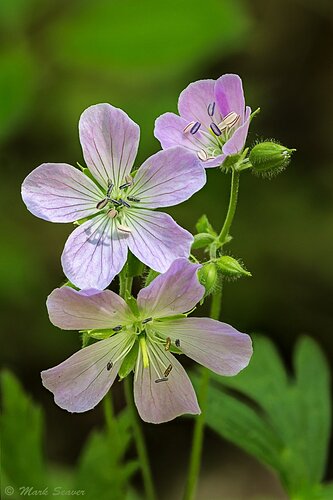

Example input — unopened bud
[216,255,251,279]
[250,141,295,177]
[198,262,218,296]
[192,233,215,250]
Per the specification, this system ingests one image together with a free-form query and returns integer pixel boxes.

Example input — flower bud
[216,255,251,279]
[198,262,218,296]
[192,232,215,250]
[249,141,295,177]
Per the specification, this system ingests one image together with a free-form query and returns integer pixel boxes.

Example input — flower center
[183,102,240,161]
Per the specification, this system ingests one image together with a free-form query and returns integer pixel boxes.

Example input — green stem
[119,271,156,500]
[183,286,222,500]
[218,169,240,246]
[124,376,156,500]
[184,168,240,500]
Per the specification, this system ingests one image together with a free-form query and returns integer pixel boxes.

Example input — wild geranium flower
[42,259,252,424]
[21,104,206,290]
[154,74,251,168]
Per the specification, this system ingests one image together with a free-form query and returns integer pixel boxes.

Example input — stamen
[164,364,173,377]
[107,361,113,371]
[119,198,131,208]
[96,198,108,210]
[127,196,140,202]
[142,317,152,324]
[119,182,132,189]
[190,121,201,135]
[210,123,222,136]
[165,337,171,351]
[125,175,133,185]
[106,182,114,197]
[117,224,132,233]
[155,377,168,383]
[222,111,239,128]
[113,325,122,332]
[183,121,196,134]
[207,102,215,117]
[197,150,208,161]
[107,208,118,218]
[175,339,180,347]
[110,198,122,206]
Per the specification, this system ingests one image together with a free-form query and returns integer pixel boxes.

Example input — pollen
[117,224,132,233]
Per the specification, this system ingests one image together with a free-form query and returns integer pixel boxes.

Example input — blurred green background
[2,0,333,498]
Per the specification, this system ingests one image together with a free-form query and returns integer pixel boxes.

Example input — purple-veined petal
[222,107,251,156]
[126,147,205,209]
[41,331,135,413]
[123,209,193,274]
[215,74,246,122]
[137,258,204,318]
[178,79,219,128]
[154,112,206,152]
[134,341,200,423]
[21,163,103,223]
[79,104,140,190]
[61,214,128,290]
[47,287,134,330]
[154,317,253,376]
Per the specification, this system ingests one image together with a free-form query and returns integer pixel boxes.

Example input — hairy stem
[119,271,156,500]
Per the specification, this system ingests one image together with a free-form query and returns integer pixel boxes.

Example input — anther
[197,150,208,161]
[106,182,114,197]
[96,198,108,210]
[210,123,222,136]
[165,337,171,351]
[119,198,131,208]
[164,364,173,377]
[222,111,239,128]
[110,198,122,206]
[119,182,132,189]
[117,224,132,233]
[155,377,168,383]
[207,102,215,117]
[125,175,133,185]
[142,317,152,324]
[183,121,196,134]
[107,361,113,371]
[175,339,180,347]
[112,325,122,332]
[190,121,201,135]
[127,196,140,202]
[107,208,118,218]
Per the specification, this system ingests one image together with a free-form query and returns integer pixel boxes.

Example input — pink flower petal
[215,74,246,122]
[154,112,203,152]
[47,287,134,330]
[154,318,253,376]
[41,331,135,413]
[21,163,103,222]
[79,104,140,190]
[178,79,218,128]
[134,342,200,423]
[137,258,204,318]
[127,147,205,208]
[123,209,193,274]
[222,107,251,156]
[61,214,128,290]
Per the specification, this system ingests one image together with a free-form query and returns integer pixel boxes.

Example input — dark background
[2,0,333,498]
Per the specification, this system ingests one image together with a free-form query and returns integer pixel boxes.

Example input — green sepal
[61,280,79,290]
[80,166,105,191]
[191,232,215,250]
[127,251,145,278]
[156,314,187,322]
[126,295,140,317]
[222,153,242,170]
[118,342,139,380]
[169,346,183,355]
[195,214,216,237]
[144,268,159,286]
[84,328,117,340]
[73,213,98,226]
[250,107,261,122]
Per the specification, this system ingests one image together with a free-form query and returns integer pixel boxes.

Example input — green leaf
[1,370,45,488]
[191,233,215,250]
[200,335,332,497]
[195,214,216,236]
